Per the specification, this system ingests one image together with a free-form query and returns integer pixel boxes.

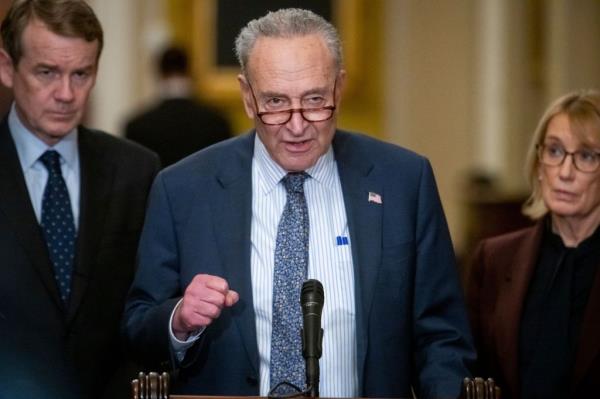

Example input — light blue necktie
[40,150,76,305]
[270,172,309,393]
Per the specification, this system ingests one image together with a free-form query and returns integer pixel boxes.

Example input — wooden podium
[131,372,500,399]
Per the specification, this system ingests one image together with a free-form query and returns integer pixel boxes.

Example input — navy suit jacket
[124,131,475,399]
[125,97,231,168]
[0,118,159,399]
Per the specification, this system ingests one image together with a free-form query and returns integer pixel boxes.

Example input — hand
[172,274,239,340]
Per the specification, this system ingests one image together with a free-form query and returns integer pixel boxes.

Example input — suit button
[246,376,258,386]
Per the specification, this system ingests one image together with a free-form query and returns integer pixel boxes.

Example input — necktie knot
[40,150,62,175]
[283,172,308,194]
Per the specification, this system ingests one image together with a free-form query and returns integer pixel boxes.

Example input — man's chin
[280,156,319,172]
[34,124,77,144]
[47,121,77,135]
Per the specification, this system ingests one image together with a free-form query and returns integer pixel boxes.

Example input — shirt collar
[253,133,337,195]
[8,103,78,171]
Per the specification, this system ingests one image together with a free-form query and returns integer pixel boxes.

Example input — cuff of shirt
[169,298,204,362]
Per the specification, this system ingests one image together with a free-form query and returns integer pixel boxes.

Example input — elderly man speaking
[125,8,475,399]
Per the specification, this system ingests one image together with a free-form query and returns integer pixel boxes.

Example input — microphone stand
[304,339,322,397]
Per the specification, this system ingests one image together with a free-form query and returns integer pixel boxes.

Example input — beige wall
[382,0,600,254]
[88,0,600,255]
[89,0,171,136]
[383,0,476,252]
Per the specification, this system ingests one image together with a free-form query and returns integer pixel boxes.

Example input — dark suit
[124,131,475,399]
[0,118,160,399]
[467,221,600,398]
[125,97,231,168]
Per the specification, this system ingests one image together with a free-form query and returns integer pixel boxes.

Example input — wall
[383,0,600,255]
[85,0,600,256]
[166,0,384,137]
[383,0,476,252]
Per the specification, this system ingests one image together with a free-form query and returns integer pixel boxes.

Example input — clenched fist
[172,274,239,340]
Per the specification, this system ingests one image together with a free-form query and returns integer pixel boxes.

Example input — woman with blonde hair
[467,90,600,399]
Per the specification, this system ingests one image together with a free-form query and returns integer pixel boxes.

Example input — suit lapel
[211,132,385,379]
[0,120,64,310]
[213,133,259,374]
[572,253,600,388]
[66,128,114,323]
[333,132,382,390]
[494,222,543,395]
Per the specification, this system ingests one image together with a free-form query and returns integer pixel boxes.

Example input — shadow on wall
[458,169,533,284]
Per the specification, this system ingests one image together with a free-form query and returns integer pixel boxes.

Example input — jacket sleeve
[122,172,185,369]
[411,159,477,399]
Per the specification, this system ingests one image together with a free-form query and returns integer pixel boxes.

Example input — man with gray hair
[125,8,475,399]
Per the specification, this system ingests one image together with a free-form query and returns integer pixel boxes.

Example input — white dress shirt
[170,134,358,397]
[8,104,80,228]
[251,136,358,397]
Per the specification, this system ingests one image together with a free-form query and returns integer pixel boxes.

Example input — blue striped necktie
[270,172,310,393]
[39,150,76,305]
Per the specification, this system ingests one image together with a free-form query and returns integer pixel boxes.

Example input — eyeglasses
[537,143,600,173]
[247,79,337,125]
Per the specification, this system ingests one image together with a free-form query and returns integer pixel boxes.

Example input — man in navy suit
[124,45,231,168]
[0,1,159,398]
[124,8,475,399]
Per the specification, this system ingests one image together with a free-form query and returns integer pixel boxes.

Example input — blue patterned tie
[270,172,310,393]
[40,150,76,304]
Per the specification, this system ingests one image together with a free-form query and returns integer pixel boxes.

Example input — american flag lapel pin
[368,191,382,204]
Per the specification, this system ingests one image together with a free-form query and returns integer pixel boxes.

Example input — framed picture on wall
[192,0,362,101]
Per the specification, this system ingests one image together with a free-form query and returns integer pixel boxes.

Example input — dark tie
[270,172,310,393]
[40,150,76,304]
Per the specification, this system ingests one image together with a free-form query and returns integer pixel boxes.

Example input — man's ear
[334,69,346,108]
[237,74,255,120]
[0,49,15,89]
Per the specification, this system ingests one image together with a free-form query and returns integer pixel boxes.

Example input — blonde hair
[522,89,600,219]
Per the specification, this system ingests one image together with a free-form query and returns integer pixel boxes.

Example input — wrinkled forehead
[245,34,337,86]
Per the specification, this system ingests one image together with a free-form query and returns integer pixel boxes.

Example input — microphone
[301,279,324,397]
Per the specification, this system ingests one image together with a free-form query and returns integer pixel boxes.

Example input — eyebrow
[544,136,600,151]
[34,62,58,70]
[543,136,561,142]
[34,62,96,72]
[257,85,330,100]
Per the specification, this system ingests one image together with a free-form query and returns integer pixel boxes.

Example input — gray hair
[235,8,343,76]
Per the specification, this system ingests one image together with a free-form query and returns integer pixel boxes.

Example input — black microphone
[301,279,324,397]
